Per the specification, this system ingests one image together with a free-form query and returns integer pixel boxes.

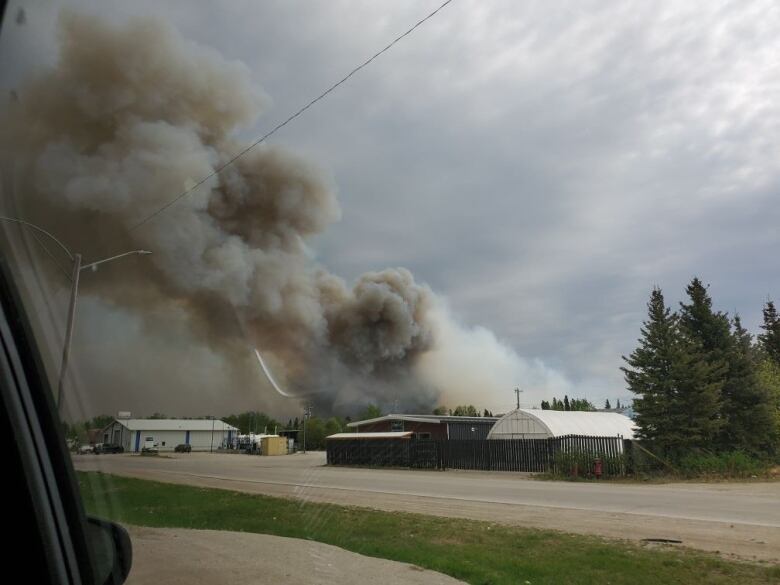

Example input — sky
[1,1,778,417]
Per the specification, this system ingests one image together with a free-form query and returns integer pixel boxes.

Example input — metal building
[487,408,636,440]
[100,418,239,452]
[346,414,498,440]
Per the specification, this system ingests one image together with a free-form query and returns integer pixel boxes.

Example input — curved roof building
[487,408,636,440]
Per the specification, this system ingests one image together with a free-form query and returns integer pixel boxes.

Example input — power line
[130,0,455,231]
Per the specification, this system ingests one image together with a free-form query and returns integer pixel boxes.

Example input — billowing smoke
[4,11,571,415]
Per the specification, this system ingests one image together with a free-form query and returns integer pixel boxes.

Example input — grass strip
[78,471,779,585]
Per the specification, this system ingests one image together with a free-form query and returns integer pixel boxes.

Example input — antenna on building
[514,387,523,409]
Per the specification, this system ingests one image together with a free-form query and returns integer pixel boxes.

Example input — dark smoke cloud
[4,11,571,415]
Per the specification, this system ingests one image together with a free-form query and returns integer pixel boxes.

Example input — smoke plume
[4,12,571,415]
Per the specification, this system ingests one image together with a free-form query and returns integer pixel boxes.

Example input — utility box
[261,436,287,456]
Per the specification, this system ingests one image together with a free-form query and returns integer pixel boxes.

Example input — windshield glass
[1,2,778,585]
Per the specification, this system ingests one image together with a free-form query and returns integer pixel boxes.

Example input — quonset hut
[487,408,636,440]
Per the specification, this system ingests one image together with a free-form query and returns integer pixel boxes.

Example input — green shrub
[677,451,768,478]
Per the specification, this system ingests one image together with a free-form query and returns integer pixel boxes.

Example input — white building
[100,418,239,452]
[487,408,636,440]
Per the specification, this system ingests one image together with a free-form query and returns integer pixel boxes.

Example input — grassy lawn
[78,472,779,585]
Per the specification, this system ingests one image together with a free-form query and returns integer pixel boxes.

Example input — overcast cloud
[2,1,778,416]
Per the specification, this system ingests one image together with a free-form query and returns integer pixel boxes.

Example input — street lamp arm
[80,250,152,272]
[0,216,74,261]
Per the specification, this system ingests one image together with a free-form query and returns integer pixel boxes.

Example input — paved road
[75,452,780,562]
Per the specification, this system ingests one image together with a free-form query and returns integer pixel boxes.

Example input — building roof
[110,419,239,432]
[488,408,636,439]
[326,432,414,440]
[346,414,498,428]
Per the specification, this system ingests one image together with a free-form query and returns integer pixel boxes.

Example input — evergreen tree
[665,335,725,456]
[616,399,621,409]
[623,287,723,457]
[724,315,776,455]
[605,399,611,409]
[678,278,732,359]
[540,400,550,410]
[678,278,731,447]
[563,395,570,411]
[759,300,780,366]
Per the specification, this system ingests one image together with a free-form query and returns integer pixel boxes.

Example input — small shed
[261,435,288,456]
[487,409,636,440]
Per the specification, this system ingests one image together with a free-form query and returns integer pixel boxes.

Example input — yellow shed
[261,435,287,456]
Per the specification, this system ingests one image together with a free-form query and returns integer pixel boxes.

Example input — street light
[0,216,152,414]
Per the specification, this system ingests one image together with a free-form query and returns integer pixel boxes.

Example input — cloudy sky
[2,1,778,416]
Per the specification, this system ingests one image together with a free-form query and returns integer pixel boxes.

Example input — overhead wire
[129,0,455,231]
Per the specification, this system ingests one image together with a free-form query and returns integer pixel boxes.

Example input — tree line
[539,396,597,411]
[622,278,780,461]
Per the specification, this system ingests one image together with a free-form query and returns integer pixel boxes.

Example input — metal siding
[446,421,495,440]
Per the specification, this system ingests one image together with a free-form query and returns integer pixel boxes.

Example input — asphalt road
[74,452,780,562]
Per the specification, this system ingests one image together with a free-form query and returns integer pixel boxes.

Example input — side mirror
[85,516,133,585]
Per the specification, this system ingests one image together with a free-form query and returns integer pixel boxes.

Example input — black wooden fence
[326,435,630,475]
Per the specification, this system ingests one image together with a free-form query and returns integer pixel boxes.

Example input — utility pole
[514,387,523,410]
[57,253,81,413]
[302,403,312,454]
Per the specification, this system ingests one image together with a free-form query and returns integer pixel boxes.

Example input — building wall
[355,420,447,439]
[102,421,131,450]
[446,421,496,440]
[125,428,232,452]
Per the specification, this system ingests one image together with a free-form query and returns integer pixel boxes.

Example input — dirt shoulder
[125,526,467,585]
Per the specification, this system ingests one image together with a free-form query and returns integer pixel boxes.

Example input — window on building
[390,421,404,432]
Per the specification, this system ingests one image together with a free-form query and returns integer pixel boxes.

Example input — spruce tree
[678,278,730,449]
[622,288,681,453]
[563,395,570,411]
[605,399,611,409]
[724,315,776,455]
[678,278,732,359]
[665,333,724,456]
[759,300,780,366]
